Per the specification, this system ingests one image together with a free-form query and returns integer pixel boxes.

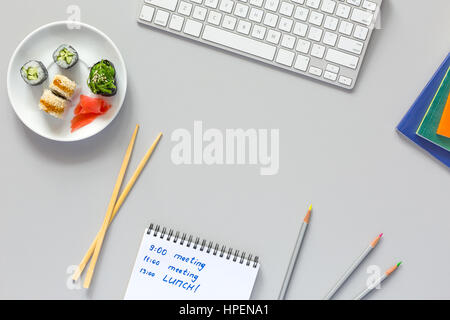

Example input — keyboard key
[311,44,325,58]
[309,11,324,26]
[205,0,219,8]
[354,25,369,40]
[279,2,294,16]
[250,0,264,7]
[325,48,359,69]
[264,13,279,27]
[281,34,296,49]
[296,39,311,53]
[338,36,364,55]
[293,22,308,37]
[169,14,184,31]
[140,5,155,22]
[276,49,295,66]
[145,0,178,11]
[236,20,251,35]
[202,25,277,60]
[267,29,281,44]
[234,3,249,18]
[321,0,336,14]
[338,75,353,86]
[294,7,309,21]
[309,66,323,76]
[249,8,264,23]
[178,1,193,15]
[292,0,305,3]
[279,17,294,32]
[154,10,170,26]
[208,11,223,25]
[362,0,377,11]
[294,54,310,71]
[251,25,267,39]
[307,26,323,41]
[306,0,321,9]
[193,6,208,20]
[347,0,361,6]
[265,0,280,12]
[339,21,354,35]
[324,16,338,30]
[336,3,351,18]
[326,64,340,73]
[219,0,234,13]
[184,19,203,36]
[351,8,374,25]
[222,15,237,29]
[323,31,338,46]
[324,70,338,81]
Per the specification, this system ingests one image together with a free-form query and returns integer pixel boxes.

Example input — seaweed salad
[87,59,117,96]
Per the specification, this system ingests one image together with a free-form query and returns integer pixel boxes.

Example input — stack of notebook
[397,53,450,168]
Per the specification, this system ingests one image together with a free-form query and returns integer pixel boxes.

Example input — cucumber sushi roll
[20,60,48,86]
[53,44,78,69]
[87,59,117,97]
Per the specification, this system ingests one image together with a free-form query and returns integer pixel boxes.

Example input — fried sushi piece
[49,74,77,100]
[39,89,67,119]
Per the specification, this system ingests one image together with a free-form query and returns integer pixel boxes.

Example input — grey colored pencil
[278,205,312,300]
[324,233,383,300]
[353,262,402,300]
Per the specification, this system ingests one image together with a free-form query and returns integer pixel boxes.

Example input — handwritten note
[124,229,260,300]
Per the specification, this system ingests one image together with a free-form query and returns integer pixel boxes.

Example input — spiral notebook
[124,224,260,300]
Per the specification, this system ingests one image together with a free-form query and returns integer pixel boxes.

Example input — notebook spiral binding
[147,223,259,268]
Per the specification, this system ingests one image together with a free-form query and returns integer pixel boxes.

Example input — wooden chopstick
[72,132,163,283]
[81,125,140,288]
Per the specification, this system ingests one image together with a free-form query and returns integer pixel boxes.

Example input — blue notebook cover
[397,53,450,168]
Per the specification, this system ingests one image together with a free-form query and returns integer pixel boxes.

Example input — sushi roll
[53,44,78,69]
[49,74,77,100]
[39,89,67,119]
[20,60,48,86]
[88,59,117,97]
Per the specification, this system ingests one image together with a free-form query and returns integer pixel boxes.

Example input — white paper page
[124,228,260,300]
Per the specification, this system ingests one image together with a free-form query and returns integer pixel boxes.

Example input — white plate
[7,21,127,142]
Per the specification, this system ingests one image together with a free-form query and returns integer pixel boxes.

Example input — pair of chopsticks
[73,125,163,288]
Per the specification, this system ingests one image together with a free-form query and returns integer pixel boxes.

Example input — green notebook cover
[417,67,450,152]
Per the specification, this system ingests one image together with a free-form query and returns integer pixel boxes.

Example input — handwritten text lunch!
[139,244,206,293]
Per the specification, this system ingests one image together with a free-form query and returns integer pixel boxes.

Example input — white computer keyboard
[138,0,382,89]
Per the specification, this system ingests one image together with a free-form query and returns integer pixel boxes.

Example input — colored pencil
[278,205,312,300]
[73,132,163,283]
[353,262,402,300]
[324,233,383,300]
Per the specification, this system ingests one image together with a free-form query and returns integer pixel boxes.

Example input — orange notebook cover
[437,94,450,138]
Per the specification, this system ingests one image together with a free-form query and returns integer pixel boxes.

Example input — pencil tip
[304,206,312,223]
[397,261,402,267]
[370,233,382,247]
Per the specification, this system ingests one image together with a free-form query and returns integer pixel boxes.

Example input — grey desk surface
[0,0,449,300]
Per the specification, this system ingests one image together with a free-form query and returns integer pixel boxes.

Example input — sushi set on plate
[7,21,127,142]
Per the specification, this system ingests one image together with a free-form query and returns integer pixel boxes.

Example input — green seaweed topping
[88,60,116,95]
[57,48,74,64]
